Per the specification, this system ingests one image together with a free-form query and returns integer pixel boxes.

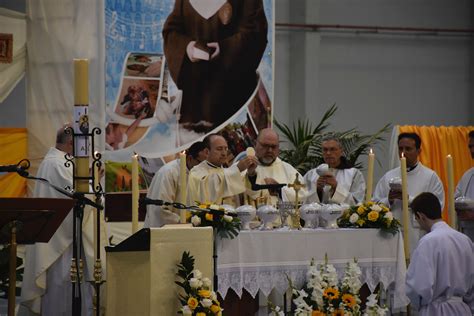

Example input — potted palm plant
[275,104,390,175]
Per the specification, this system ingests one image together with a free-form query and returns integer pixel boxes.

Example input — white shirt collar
[189,0,226,20]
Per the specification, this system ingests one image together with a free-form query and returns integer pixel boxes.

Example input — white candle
[447,155,456,228]
[365,149,375,202]
[400,153,410,260]
[179,151,187,223]
[131,154,139,234]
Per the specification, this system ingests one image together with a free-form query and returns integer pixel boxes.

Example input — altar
[217,228,410,311]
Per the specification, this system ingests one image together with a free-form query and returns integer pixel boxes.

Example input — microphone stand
[17,164,103,316]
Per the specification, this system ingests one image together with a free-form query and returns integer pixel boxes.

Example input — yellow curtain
[0,128,28,197]
[399,125,474,220]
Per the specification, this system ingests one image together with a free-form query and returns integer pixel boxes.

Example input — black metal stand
[64,126,104,316]
[213,229,218,291]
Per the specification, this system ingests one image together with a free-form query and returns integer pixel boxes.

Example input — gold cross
[288,174,305,229]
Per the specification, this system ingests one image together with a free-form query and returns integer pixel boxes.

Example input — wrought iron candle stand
[65,126,104,316]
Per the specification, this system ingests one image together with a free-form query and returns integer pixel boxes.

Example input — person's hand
[264,178,280,196]
[237,156,258,172]
[207,42,220,60]
[321,174,337,190]
[388,189,403,205]
[186,41,199,62]
[263,177,278,185]
[246,156,258,176]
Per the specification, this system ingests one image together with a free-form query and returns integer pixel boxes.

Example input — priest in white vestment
[144,141,207,227]
[21,126,96,315]
[304,136,366,205]
[455,130,474,241]
[245,128,307,208]
[188,134,257,206]
[373,132,445,256]
[406,192,474,316]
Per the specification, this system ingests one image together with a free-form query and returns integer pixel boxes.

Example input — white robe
[143,159,182,227]
[456,167,474,199]
[246,158,307,206]
[304,167,366,205]
[406,221,474,315]
[455,167,474,241]
[21,147,100,315]
[187,161,246,206]
[373,162,445,256]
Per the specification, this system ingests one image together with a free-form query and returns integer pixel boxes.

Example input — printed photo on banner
[104,0,274,192]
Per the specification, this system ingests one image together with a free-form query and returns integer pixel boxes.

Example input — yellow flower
[342,293,357,308]
[381,204,389,212]
[196,313,206,316]
[210,304,221,314]
[205,213,213,221]
[323,287,339,300]
[356,219,365,226]
[342,210,351,219]
[368,211,379,222]
[198,289,212,298]
[199,203,209,209]
[312,310,325,316]
[187,297,198,310]
[357,205,366,215]
[366,201,374,206]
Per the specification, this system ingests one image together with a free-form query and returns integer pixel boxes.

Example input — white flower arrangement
[288,256,388,316]
[176,252,222,316]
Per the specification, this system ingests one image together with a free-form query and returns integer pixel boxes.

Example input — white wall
[274,0,473,181]
[0,0,26,127]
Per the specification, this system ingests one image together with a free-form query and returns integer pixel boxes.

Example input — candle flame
[369,148,373,154]
[401,152,405,158]
[447,154,452,158]
[181,150,186,155]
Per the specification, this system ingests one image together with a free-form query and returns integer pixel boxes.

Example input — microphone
[0,163,29,177]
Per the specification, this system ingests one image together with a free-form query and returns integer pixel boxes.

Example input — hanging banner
[105,0,273,191]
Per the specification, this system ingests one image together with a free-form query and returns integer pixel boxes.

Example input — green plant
[275,105,390,175]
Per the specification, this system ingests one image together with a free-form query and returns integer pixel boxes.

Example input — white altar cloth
[217,228,409,310]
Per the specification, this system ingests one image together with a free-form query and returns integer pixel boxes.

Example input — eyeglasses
[258,141,278,150]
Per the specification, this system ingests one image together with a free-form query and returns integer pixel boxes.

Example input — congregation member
[187,133,257,206]
[304,135,366,205]
[143,141,208,227]
[406,192,474,316]
[22,125,95,315]
[373,132,444,255]
[246,128,307,207]
[455,130,474,240]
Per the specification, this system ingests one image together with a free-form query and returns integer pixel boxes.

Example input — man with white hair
[246,128,307,208]
[304,135,366,205]
[22,125,95,315]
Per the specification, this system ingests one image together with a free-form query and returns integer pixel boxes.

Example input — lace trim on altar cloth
[217,261,409,310]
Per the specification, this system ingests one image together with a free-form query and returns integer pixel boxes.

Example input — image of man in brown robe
[163,0,268,133]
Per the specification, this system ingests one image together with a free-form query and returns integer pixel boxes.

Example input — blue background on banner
[105,0,273,109]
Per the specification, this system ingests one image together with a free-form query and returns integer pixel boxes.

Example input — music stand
[0,197,74,316]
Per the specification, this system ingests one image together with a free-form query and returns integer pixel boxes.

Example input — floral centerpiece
[176,251,222,316]
[190,203,241,239]
[290,256,388,316]
[337,201,401,235]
